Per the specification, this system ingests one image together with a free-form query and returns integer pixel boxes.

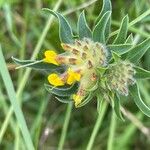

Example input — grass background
[0,0,150,149]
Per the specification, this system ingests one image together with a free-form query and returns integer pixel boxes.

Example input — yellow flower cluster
[43,38,107,107]
[43,50,81,87]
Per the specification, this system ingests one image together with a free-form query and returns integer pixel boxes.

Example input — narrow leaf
[126,38,150,63]
[130,84,150,117]
[44,83,78,97]
[12,57,63,72]
[93,11,111,43]
[107,44,132,55]
[95,0,112,23]
[113,15,129,44]
[77,10,92,39]
[114,94,124,121]
[134,66,150,79]
[43,8,74,43]
[95,0,112,40]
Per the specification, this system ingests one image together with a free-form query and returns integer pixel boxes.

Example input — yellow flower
[67,68,81,85]
[48,73,64,86]
[43,50,59,65]
[73,94,82,107]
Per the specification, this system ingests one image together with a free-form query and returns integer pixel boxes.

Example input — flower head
[107,61,136,96]
[45,38,108,106]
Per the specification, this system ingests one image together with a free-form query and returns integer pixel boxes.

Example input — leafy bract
[113,15,129,44]
[93,11,111,43]
[77,10,92,39]
[44,83,79,97]
[55,96,72,103]
[130,84,150,117]
[43,8,74,43]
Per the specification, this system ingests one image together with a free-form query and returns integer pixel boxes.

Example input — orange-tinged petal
[43,50,59,65]
[48,73,64,86]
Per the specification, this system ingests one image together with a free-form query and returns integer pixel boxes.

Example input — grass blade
[0,46,34,150]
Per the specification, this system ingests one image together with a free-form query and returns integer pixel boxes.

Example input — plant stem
[58,103,73,150]
[86,100,108,150]
[107,111,116,150]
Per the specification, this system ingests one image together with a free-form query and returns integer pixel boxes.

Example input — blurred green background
[0,0,150,149]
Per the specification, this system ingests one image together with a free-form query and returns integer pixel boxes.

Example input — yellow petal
[66,68,81,85]
[48,73,64,86]
[73,94,82,107]
[43,50,59,65]
[67,75,75,85]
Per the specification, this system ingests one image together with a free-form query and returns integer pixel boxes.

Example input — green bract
[12,0,150,119]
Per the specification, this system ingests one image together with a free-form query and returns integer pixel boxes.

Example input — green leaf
[134,66,150,79]
[107,44,132,55]
[126,38,150,63]
[114,94,124,121]
[55,96,72,103]
[43,8,74,43]
[95,0,112,23]
[113,15,129,44]
[77,93,93,107]
[129,84,150,117]
[125,34,133,44]
[95,0,112,40]
[12,57,63,72]
[44,83,78,97]
[77,10,92,39]
[93,11,111,43]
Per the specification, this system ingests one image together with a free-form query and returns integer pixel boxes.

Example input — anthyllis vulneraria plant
[12,0,150,119]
